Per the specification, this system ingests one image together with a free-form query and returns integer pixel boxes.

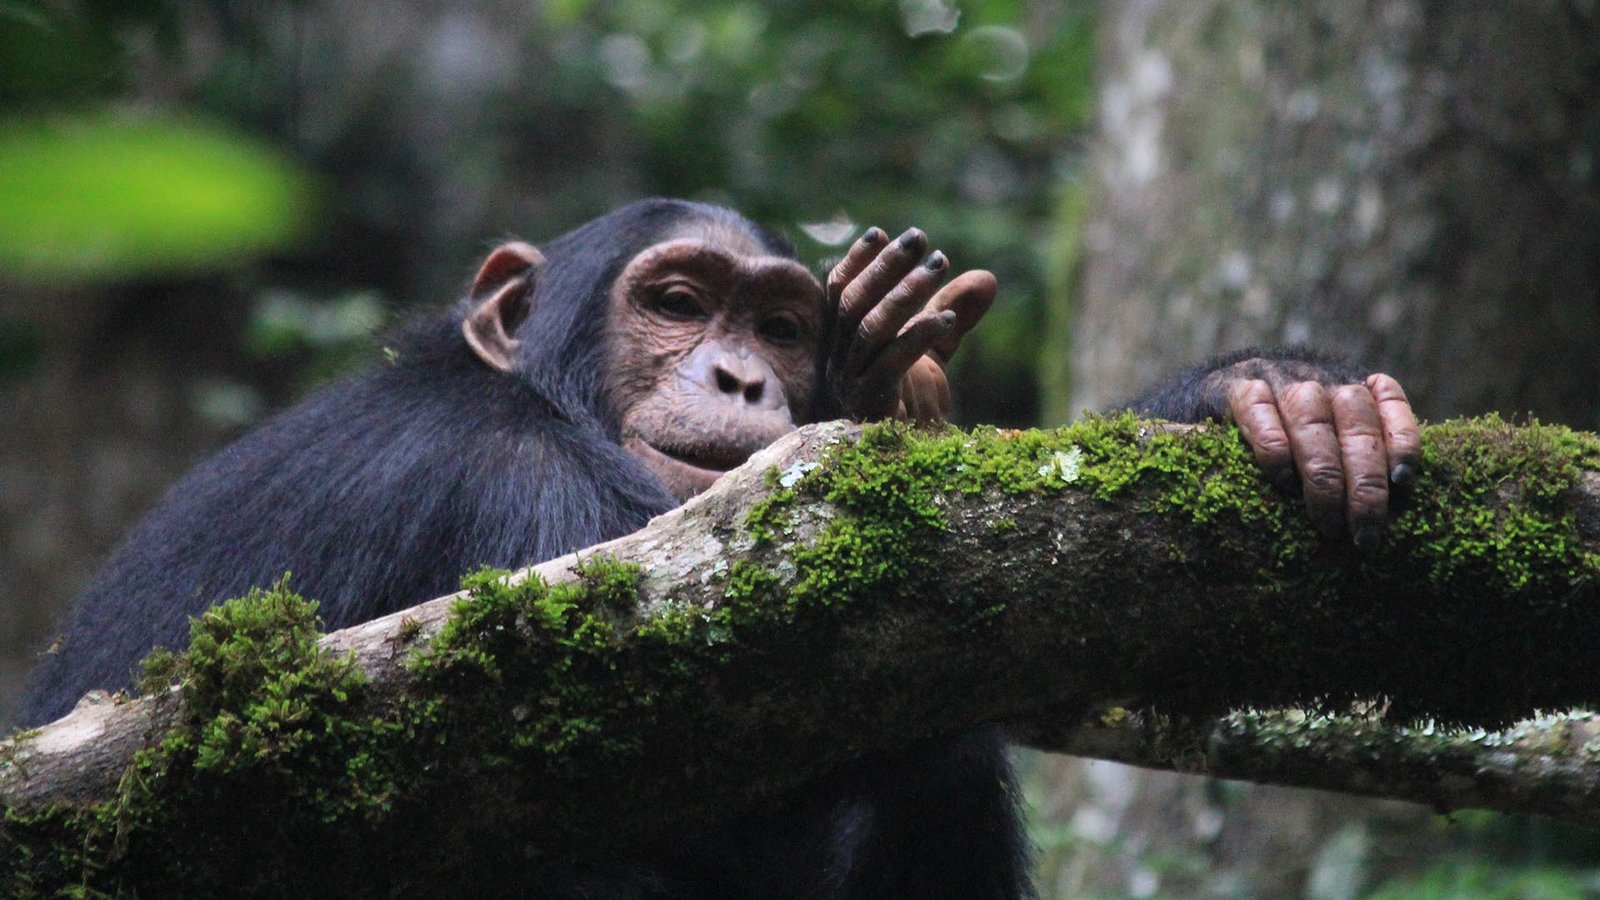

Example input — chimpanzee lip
[621,435,748,480]
[649,441,750,473]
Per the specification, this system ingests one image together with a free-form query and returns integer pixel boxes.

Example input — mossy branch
[3,415,1599,895]
[1036,707,1600,826]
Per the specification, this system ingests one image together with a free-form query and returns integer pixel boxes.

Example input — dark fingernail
[925,251,948,271]
[860,227,886,246]
[1390,463,1417,486]
[897,228,927,251]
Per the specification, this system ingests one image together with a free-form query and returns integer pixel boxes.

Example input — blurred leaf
[0,113,315,285]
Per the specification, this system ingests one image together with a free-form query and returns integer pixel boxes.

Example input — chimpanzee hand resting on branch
[16,199,1420,899]
[1128,347,1423,548]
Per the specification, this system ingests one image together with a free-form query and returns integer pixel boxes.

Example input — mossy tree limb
[2,415,1599,895]
[1036,707,1600,828]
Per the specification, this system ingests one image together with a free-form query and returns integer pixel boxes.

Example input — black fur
[18,199,1032,900]
[1126,345,1367,422]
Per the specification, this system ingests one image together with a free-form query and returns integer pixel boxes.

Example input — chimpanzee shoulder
[16,311,674,727]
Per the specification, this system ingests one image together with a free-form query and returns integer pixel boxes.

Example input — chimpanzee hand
[821,227,995,422]
[1224,369,1422,548]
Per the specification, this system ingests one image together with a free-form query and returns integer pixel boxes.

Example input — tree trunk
[1070,0,1600,423]
[1055,2,1600,895]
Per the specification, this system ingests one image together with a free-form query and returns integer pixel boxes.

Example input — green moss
[3,579,410,896]
[411,564,645,765]
[3,562,765,895]
[748,417,1318,621]
[1388,415,1600,595]
[7,416,1598,891]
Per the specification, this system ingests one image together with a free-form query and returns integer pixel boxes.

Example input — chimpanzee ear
[464,242,545,373]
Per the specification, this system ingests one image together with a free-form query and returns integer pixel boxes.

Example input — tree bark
[1053,4,1600,893]
[1069,0,1600,423]
[3,417,1600,891]
[1037,709,1600,829]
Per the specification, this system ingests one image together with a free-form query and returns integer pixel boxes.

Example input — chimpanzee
[16,197,1420,899]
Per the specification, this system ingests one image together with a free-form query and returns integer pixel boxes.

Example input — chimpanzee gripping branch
[2,415,1598,895]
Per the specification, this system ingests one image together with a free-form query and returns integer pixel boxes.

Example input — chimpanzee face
[602,221,825,500]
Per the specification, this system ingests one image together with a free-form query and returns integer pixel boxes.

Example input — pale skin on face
[603,238,825,499]
[600,229,999,500]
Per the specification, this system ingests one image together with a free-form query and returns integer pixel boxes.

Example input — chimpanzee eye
[656,289,707,320]
[759,315,801,345]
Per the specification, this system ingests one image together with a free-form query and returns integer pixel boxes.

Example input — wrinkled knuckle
[1304,466,1345,493]
[1254,433,1291,457]
[1368,372,1403,396]
[1233,378,1274,405]
[1244,379,1275,401]
[839,283,871,311]
[1280,381,1326,409]
[1350,472,1390,498]
[1333,383,1371,404]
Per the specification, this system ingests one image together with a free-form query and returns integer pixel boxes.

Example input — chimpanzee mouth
[621,436,758,501]
[650,442,751,473]
[621,433,774,500]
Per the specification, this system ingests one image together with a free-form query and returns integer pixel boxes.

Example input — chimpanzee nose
[714,357,767,404]
[685,341,784,411]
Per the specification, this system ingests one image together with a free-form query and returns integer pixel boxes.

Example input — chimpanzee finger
[900,355,950,422]
[1366,373,1422,485]
[1279,381,1346,539]
[898,360,926,421]
[922,269,996,363]
[850,251,948,374]
[1227,379,1294,488]
[1331,384,1390,548]
[900,369,930,422]
[857,309,958,414]
[837,228,928,327]
[826,228,888,308]
[931,357,952,420]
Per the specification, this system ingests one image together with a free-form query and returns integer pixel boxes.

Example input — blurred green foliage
[1366,859,1600,900]
[552,0,1097,422]
[0,0,1095,425]
[1362,812,1600,900]
[0,1,313,285]
[0,0,179,111]
[0,115,312,284]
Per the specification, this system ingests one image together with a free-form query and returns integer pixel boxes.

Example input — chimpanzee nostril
[692,343,784,411]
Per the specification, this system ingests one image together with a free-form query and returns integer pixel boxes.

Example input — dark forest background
[2,1,1598,896]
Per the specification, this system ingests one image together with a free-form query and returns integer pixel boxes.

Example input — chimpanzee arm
[1127,346,1366,423]
[1125,346,1423,547]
